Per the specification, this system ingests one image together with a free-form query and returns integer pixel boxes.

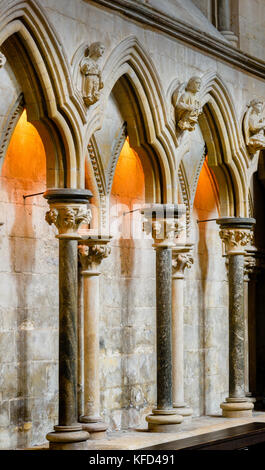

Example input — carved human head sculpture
[249,99,264,114]
[89,42,105,59]
[186,76,201,93]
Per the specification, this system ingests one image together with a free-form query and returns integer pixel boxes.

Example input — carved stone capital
[45,205,92,237]
[78,241,111,273]
[216,217,255,256]
[172,249,194,279]
[44,189,93,238]
[219,228,253,255]
[151,219,185,246]
[142,204,186,248]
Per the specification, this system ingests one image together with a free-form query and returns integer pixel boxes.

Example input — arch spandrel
[177,70,250,225]
[84,36,179,205]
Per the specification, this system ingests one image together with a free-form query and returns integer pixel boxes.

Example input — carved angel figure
[80,42,105,107]
[243,99,265,154]
[172,76,202,132]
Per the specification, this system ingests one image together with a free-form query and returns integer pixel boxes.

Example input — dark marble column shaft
[44,188,92,449]
[59,239,78,426]
[156,247,172,410]
[217,216,255,417]
[229,253,245,398]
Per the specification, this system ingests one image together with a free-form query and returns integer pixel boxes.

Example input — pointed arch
[0,0,87,188]
[177,70,249,223]
[200,71,248,216]
[84,35,178,204]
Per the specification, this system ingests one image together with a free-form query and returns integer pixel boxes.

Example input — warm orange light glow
[2,110,46,182]
[111,138,145,202]
[110,138,145,239]
[194,158,220,215]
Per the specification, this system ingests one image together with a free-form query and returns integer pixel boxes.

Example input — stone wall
[100,238,156,429]
[0,0,264,449]
[0,112,58,449]
[238,0,265,61]
[185,161,229,416]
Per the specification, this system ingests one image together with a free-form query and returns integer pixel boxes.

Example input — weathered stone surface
[156,248,173,410]
[0,0,264,448]
[229,254,245,398]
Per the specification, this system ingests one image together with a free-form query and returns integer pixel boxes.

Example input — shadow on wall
[0,110,58,449]
[191,157,223,416]
[99,137,156,430]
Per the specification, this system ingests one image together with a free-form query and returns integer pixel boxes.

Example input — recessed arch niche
[0,108,59,449]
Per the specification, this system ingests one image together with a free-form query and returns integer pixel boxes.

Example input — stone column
[44,189,92,450]
[217,217,255,418]
[78,237,111,439]
[244,250,256,400]
[172,244,193,418]
[217,0,238,47]
[142,204,185,432]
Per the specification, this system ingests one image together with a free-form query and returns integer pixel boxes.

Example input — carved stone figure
[243,99,265,154]
[173,76,202,132]
[80,42,105,106]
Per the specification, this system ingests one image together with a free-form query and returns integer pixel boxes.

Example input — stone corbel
[78,240,111,273]
[172,246,194,279]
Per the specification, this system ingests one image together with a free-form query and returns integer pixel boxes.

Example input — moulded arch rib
[85,35,179,204]
[0,0,87,188]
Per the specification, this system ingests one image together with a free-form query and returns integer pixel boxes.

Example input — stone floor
[26,412,265,450]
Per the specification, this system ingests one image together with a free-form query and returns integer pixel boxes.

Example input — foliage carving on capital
[219,228,253,254]
[80,42,105,107]
[244,254,257,280]
[172,252,193,277]
[45,205,92,235]
[143,218,185,245]
[172,76,202,133]
[78,243,111,271]
[243,99,265,155]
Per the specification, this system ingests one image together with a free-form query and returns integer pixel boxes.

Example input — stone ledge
[22,412,265,450]
[87,0,265,79]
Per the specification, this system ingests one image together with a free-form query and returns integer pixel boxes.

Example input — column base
[81,422,108,440]
[246,393,256,404]
[220,399,254,418]
[146,409,183,432]
[173,404,193,419]
[46,425,89,450]
[220,30,238,47]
